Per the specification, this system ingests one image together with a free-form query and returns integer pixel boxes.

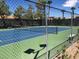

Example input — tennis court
[0,26,74,59]
[0,26,69,46]
[0,0,79,59]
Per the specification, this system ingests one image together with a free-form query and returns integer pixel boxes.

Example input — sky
[5,0,79,18]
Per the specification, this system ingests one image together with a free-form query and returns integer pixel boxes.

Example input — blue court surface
[0,27,69,46]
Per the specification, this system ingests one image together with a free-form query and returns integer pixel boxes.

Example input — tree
[14,6,25,19]
[13,6,26,26]
[34,9,43,19]
[0,0,10,19]
[36,0,46,19]
[36,0,46,11]
[22,5,34,19]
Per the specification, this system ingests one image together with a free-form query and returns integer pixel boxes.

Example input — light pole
[41,0,52,59]
[44,0,52,59]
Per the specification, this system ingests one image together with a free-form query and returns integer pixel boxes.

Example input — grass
[0,26,79,59]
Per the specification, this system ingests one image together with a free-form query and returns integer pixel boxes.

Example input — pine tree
[14,6,25,19]
[36,0,46,19]
[0,0,10,19]
[22,5,34,19]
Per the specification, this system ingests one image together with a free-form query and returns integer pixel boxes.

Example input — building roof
[0,15,17,19]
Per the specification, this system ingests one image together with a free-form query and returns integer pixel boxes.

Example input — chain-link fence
[0,0,79,28]
[37,28,79,59]
[0,0,79,59]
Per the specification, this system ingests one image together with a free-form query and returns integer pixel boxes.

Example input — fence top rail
[25,0,79,15]
[37,38,69,58]
[37,33,79,58]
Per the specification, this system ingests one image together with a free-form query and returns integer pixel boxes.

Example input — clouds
[63,0,78,7]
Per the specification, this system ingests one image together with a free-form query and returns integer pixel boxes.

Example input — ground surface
[75,53,79,59]
[0,26,78,59]
[54,40,79,59]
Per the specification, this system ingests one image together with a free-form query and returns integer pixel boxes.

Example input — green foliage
[35,0,47,19]
[14,6,25,19]
[21,5,34,19]
[34,9,44,19]
[36,0,46,10]
[0,0,10,18]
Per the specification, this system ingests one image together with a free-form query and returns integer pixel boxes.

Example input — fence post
[48,50,50,59]
[78,29,79,34]
[77,28,79,40]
